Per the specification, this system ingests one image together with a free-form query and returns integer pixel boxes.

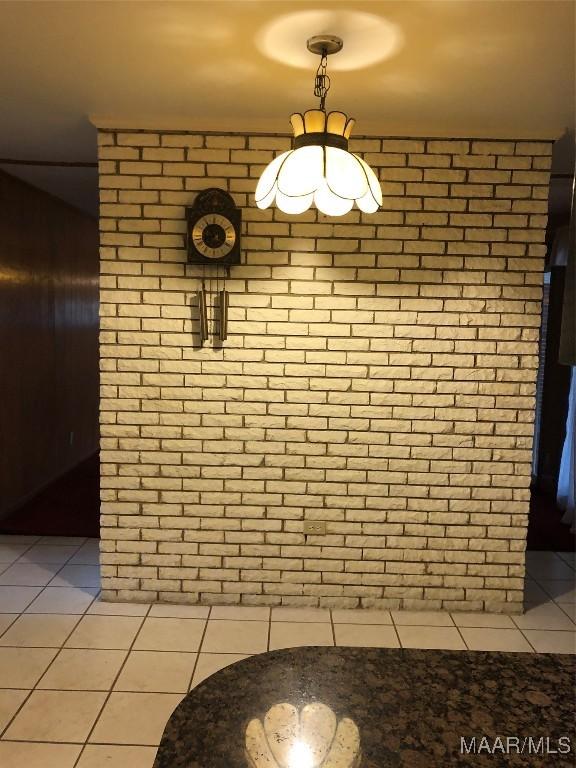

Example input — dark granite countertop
[154,647,575,767]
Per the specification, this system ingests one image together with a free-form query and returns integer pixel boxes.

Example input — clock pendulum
[217,264,229,343]
[186,189,241,346]
[198,277,209,345]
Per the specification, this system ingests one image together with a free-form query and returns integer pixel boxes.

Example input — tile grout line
[0,543,94,745]
[3,540,97,618]
[554,551,576,572]
[44,543,89,587]
[13,539,85,566]
[0,613,20,640]
[0,580,53,618]
[0,539,38,577]
[0,643,213,652]
[186,605,212,693]
[512,602,574,630]
[515,620,539,653]
[450,615,470,651]
[389,612,403,649]
[70,602,153,767]
[0,578,100,592]
[3,685,204,694]
[329,609,336,647]
[531,577,571,603]
[1,737,162,749]
[557,604,576,626]
[3,538,42,562]
[0,605,87,741]
[390,610,469,651]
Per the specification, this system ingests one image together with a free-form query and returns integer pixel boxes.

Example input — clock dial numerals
[186,189,241,266]
[191,213,236,260]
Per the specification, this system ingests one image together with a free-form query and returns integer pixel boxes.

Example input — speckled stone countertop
[154,647,575,767]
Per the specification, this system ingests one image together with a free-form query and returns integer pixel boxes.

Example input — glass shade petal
[256,183,277,210]
[314,181,354,216]
[357,155,383,205]
[356,188,379,213]
[325,147,368,200]
[255,151,291,203]
[277,146,324,197]
[303,109,326,133]
[290,113,305,137]
[326,111,347,135]
[276,190,314,214]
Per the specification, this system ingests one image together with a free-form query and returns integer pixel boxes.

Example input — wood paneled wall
[0,170,99,518]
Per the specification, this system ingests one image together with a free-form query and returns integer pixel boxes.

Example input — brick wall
[98,129,552,613]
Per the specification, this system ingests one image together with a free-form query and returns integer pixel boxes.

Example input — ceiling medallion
[255,35,382,217]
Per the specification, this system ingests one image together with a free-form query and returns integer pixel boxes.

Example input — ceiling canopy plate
[306,35,343,56]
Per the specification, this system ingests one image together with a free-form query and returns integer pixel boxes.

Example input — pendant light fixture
[255,35,382,217]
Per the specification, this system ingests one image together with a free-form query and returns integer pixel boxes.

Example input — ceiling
[0,0,574,215]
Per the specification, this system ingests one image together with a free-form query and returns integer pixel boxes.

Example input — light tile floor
[0,535,574,768]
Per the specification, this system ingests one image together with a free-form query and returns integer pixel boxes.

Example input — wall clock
[186,188,241,266]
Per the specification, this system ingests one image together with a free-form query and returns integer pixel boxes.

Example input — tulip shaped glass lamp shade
[255,110,382,217]
[255,35,382,217]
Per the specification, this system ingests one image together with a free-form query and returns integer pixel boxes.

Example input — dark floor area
[0,453,99,538]
[527,486,575,551]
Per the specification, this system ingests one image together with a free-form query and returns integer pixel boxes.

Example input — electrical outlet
[303,521,326,535]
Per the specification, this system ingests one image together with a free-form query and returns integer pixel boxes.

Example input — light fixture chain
[313,51,331,112]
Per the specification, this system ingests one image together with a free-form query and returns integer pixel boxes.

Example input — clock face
[191,213,236,260]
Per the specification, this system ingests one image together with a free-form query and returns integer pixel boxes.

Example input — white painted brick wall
[98,130,552,613]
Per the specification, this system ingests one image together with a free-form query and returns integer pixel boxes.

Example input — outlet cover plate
[303,521,326,535]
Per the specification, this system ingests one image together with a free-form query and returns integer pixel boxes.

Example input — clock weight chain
[196,265,228,347]
[198,264,209,346]
[217,263,229,344]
